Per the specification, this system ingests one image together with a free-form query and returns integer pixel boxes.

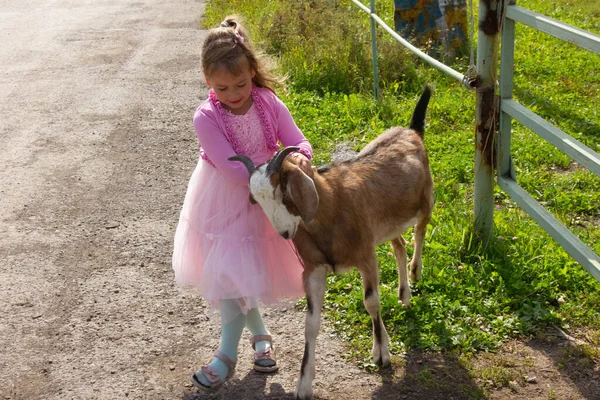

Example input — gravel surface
[0,1,378,399]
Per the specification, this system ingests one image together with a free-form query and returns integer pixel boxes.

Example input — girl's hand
[287,152,311,175]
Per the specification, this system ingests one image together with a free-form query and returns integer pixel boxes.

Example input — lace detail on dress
[205,90,242,160]
[225,104,268,157]
[252,88,279,153]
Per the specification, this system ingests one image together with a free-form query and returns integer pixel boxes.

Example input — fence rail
[498,1,600,281]
[349,0,600,282]
[500,99,600,177]
[505,5,600,55]
[496,175,600,282]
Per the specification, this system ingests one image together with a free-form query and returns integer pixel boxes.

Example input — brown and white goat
[230,86,433,400]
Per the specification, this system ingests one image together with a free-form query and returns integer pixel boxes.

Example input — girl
[172,16,312,392]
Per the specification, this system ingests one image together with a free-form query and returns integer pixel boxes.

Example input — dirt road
[0,1,381,399]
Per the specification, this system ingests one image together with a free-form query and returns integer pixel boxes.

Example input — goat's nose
[281,230,289,239]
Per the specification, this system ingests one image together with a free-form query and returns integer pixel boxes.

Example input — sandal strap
[249,334,273,350]
[199,365,221,384]
[254,348,273,361]
[214,350,237,370]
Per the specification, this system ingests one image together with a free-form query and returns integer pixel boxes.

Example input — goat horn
[266,146,300,175]
[228,154,256,175]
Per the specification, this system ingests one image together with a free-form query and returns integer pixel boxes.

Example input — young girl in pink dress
[172,16,312,392]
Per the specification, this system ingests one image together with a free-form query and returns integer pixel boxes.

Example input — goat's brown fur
[288,89,432,400]
[283,125,433,274]
[230,86,433,400]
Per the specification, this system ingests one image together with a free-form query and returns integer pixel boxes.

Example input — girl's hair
[201,16,282,92]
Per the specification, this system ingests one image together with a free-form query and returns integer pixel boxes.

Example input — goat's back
[312,126,433,252]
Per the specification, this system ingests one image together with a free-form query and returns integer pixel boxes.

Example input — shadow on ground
[525,332,600,400]
[181,331,600,400]
[183,370,294,400]
[182,350,484,400]
[371,350,484,400]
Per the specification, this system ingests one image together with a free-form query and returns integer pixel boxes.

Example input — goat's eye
[249,194,257,204]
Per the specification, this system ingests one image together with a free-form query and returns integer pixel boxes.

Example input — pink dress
[172,86,311,321]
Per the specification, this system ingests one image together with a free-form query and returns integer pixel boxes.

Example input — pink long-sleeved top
[193,85,312,186]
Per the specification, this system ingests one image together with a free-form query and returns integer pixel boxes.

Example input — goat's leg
[295,265,327,400]
[409,217,429,282]
[360,254,391,367]
[391,236,410,307]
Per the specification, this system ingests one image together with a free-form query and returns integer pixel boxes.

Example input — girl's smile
[206,66,256,115]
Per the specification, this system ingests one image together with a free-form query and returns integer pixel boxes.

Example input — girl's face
[206,66,255,115]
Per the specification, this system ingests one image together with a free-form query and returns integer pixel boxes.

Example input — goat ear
[288,167,319,224]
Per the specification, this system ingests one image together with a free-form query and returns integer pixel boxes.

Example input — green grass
[203,0,600,365]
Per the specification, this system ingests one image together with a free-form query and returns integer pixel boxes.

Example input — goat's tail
[409,85,432,138]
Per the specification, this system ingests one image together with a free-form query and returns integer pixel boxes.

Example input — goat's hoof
[382,352,392,367]
[409,263,423,282]
[409,270,421,283]
[294,388,313,400]
[398,286,411,307]
[374,353,392,368]
[373,346,392,367]
[295,379,314,400]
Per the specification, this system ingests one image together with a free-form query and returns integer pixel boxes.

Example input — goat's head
[229,146,318,239]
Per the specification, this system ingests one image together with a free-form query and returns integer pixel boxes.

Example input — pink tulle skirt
[172,158,305,319]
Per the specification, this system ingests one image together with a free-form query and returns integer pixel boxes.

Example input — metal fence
[497,2,600,281]
[350,0,600,281]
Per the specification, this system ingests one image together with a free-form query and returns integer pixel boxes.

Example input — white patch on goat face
[249,165,301,239]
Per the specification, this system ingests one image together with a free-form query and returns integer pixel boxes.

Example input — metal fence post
[498,0,516,179]
[370,0,380,101]
[473,0,503,243]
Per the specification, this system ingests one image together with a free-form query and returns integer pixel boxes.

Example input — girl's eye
[217,87,227,92]
[237,82,246,88]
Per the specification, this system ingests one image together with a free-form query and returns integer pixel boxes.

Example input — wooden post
[473,0,504,243]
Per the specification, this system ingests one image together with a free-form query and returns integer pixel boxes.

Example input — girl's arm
[194,113,250,186]
[274,96,313,160]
